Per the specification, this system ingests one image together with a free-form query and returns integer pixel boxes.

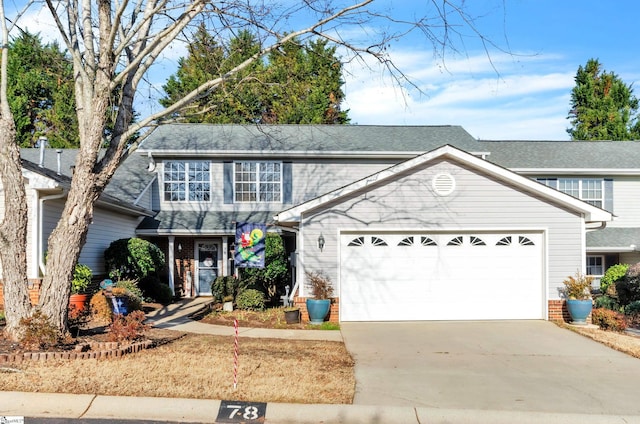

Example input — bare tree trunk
[0,117,33,340]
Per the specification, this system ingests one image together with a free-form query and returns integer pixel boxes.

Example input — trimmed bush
[235,289,265,310]
[624,300,640,319]
[600,263,629,293]
[105,238,165,281]
[211,275,245,303]
[591,308,627,332]
[139,276,174,304]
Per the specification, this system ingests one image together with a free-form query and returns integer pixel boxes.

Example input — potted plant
[223,295,234,312]
[563,271,594,325]
[305,271,334,324]
[283,306,301,324]
[69,263,93,312]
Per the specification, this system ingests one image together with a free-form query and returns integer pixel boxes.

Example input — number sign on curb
[216,400,267,423]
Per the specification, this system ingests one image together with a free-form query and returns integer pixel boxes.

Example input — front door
[196,241,219,296]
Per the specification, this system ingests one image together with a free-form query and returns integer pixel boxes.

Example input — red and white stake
[233,318,239,390]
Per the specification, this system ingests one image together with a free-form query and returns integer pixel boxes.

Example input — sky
[9,0,640,141]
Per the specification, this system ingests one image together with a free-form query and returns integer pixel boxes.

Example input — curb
[1,392,639,424]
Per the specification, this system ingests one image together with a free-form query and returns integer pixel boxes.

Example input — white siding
[609,177,640,227]
[299,159,584,301]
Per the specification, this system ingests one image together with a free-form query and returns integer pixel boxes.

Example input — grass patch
[200,307,340,330]
[0,333,355,404]
[557,322,640,359]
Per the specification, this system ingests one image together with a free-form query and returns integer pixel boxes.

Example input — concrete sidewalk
[1,391,637,423]
[145,297,342,341]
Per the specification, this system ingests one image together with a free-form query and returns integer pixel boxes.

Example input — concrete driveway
[341,321,640,415]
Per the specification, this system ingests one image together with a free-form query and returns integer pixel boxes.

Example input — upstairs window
[538,178,605,208]
[234,161,282,202]
[163,161,210,202]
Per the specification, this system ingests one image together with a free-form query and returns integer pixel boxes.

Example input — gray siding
[299,159,584,301]
[609,177,640,227]
[43,199,139,275]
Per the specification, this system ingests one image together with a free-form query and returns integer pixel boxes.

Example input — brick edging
[0,339,154,364]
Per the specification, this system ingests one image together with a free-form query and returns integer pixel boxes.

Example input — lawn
[0,332,355,404]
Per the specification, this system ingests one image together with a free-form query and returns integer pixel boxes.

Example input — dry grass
[558,323,640,358]
[0,333,355,404]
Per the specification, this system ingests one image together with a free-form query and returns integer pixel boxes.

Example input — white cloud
[342,48,575,140]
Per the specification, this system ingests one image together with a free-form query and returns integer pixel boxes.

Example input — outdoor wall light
[317,233,325,252]
[177,243,182,252]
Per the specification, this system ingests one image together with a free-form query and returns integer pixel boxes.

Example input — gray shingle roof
[20,149,153,215]
[137,210,278,234]
[137,124,480,154]
[20,148,156,205]
[477,141,640,170]
[586,227,640,250]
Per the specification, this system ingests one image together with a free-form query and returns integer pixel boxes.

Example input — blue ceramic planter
[566,299,592,325]
[306,299,331,324]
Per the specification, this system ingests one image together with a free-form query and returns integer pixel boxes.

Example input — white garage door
[340,232,544,321]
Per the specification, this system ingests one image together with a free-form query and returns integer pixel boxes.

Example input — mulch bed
[0,306,184,360]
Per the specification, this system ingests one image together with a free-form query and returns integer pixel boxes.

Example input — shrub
[107,310,149,343]
[305,270,334,300]
[105,238,165,281]
[591,308,627,332]
[19,310,59,350]
[600,263,629,293]
[236,289,265,310]
[72,263,93,294]
[211,275,245,303]
[594,294,619,311]
[616,262,640,306]
[90,291,114,323]
[624,300,640,317]
[139,275,174,304]
[147,282,174,304]
[562,271,593,300]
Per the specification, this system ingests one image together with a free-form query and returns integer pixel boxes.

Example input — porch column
[168,236,176,295]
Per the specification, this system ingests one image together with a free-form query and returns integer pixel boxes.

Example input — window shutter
[604,178,613,212]
[283,162,292,204]
[223,161,233,204]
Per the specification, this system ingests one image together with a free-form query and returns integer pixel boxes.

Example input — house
[11,124,640,322]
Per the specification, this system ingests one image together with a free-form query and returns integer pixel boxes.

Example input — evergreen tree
[7,32,79,147]
[567,58,640,141]
[161,27,349,124]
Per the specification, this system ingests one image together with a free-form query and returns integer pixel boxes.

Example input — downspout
[38,191,66,276]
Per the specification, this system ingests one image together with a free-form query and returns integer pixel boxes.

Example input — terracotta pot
[69,293,90,312]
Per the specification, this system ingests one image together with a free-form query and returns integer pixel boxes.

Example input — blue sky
[340,0,640,140]
[13,1,640,140]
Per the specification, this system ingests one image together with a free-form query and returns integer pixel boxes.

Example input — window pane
[558,179,580,197]
[164,161,210,202]
[586,256,604,276]
[235,161,281,202]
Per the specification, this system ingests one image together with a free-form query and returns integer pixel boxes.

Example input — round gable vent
[432,173,456,196]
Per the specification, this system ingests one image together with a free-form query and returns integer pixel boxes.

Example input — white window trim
[539,178,604,208]
[586,255,605,277]
[162,160,211,203]
[233,160,283,203]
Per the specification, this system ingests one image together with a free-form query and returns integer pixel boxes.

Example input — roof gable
[275,145,612,224]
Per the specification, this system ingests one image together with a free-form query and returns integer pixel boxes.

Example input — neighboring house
[10,124,640,323]
[0,149,154,305]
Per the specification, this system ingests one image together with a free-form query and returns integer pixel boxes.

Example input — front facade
[16,124,640,322]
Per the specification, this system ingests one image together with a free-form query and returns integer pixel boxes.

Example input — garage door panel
[340,232,544,321]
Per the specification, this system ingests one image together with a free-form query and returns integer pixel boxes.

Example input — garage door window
[447,236,463,246]
[519,236,535,246]
[421,236,437,246]
[372,237,388,246]
[347,237,365,247]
